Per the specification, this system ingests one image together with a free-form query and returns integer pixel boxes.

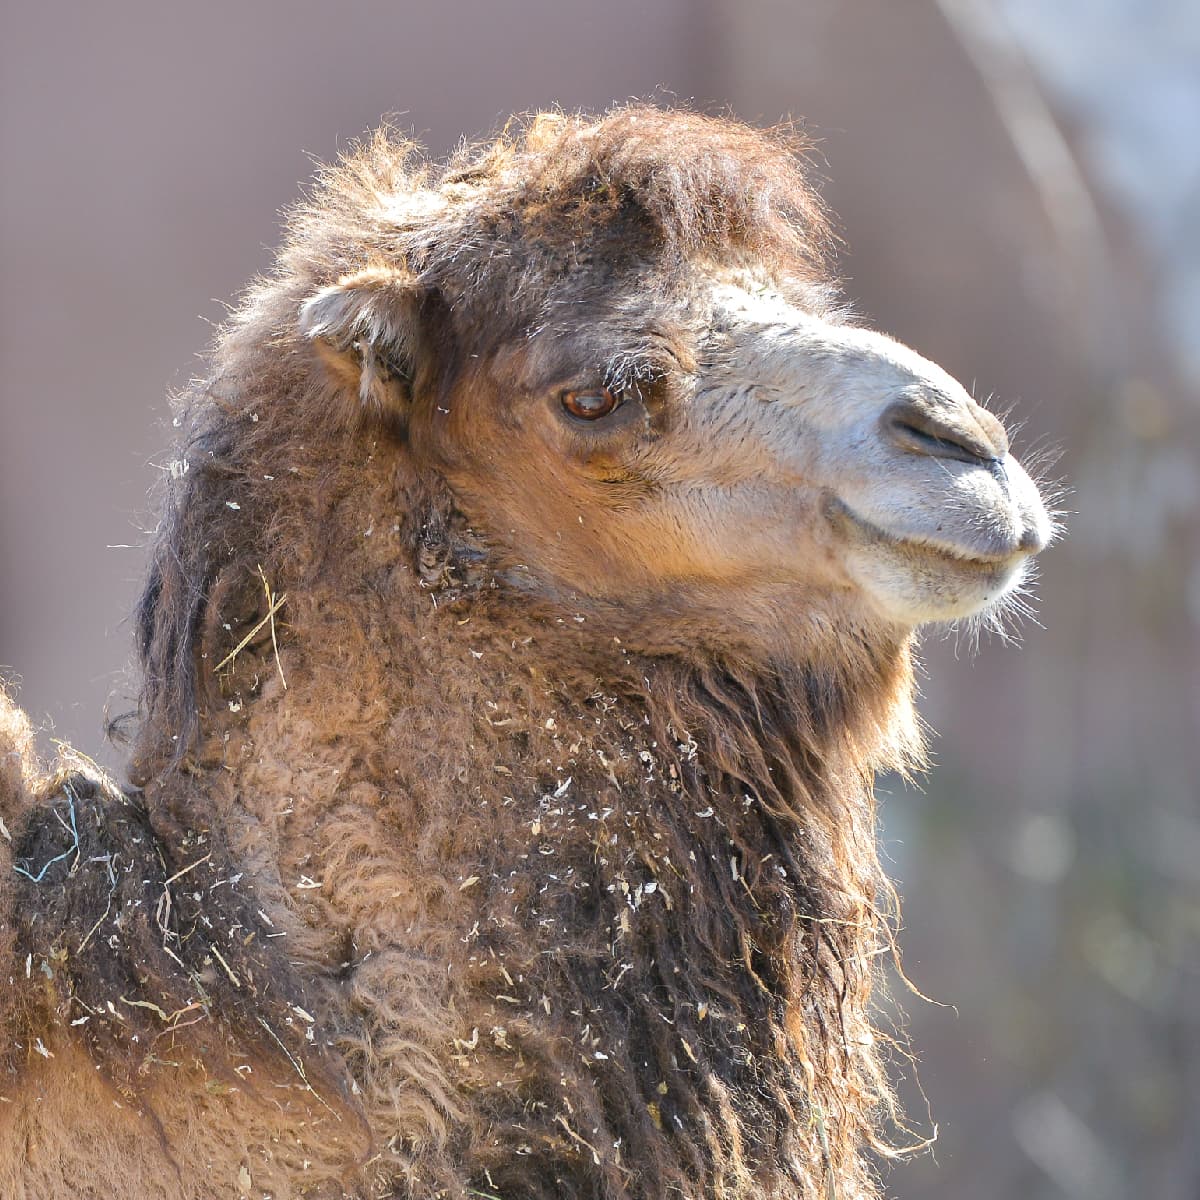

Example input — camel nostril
[881,397,1006,465]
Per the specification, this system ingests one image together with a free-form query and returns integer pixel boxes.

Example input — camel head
[92,108,1058,1199]
[289,110,1052,662]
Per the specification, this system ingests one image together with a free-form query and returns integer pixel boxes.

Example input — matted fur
[0,107,962,1199]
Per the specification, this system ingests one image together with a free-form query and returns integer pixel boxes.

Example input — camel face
[298,110,1052,655]
[395,265,1051,635]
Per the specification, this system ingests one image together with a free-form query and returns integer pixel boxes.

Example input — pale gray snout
[877,389,1049,559]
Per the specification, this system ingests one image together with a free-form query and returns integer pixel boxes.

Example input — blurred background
[2,0,1197,1195]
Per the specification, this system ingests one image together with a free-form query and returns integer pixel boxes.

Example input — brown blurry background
[2,1,1197,1196]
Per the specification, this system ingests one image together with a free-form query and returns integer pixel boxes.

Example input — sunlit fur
[0,106,1050,1199]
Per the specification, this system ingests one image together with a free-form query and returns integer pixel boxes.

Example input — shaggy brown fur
[0,106,1018,1199]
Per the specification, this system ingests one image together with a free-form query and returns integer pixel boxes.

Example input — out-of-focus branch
[934,0,1125,372]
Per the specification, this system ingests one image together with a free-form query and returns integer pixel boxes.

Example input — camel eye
[562,385,622,421]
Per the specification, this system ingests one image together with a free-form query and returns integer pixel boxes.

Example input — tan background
[2,2,1197,1196]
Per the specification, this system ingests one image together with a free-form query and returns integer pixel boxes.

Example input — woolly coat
[1,109,924,1200]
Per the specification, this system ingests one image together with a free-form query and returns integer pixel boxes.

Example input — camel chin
[832,506,1034,625]
[823,455,1052,627]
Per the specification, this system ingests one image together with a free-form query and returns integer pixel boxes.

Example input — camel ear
[299,266,422,416]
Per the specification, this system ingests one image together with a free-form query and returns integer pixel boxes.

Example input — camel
[0,107,1052,1199]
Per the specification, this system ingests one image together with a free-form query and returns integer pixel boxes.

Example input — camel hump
[5,747,361,1132]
